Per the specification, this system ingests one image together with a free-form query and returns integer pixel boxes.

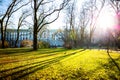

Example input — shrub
[0,41,9,48]
[20,40,33,47]
[38,41,50,48]
[64,43,72,49]
[50,45,57,48]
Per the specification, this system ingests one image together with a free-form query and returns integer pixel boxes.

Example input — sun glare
[97,11,115,30]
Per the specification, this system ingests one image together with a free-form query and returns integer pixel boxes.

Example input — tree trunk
[89,33,92,49]
[33,30,37,50]
[1,21,5,48]
[33,0,38,50]
[15,29,20,47]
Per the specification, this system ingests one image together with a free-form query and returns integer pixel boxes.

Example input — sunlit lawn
[0,48,120,80]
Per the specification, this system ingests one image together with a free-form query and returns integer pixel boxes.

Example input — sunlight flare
[97,11,116,30]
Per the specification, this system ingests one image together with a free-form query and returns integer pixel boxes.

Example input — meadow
[0,48,119,80]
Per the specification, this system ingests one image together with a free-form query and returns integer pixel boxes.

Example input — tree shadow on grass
[0,50,82,80]
[0,48,68,58]
[0,49,85,65]
[0,49,82,72]
[0,48,64,55]
[79,49,86,52]
[37,48,68,54]
[0,48,66,59]
[0,49,71,65]
[100,56,120,80]
[107,52,120,71]
[0,52,59,65]
[88,52,120,80]
[0,48,33,55]
[57,50,119,80]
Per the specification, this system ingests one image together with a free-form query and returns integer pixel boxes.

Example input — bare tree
[15,10,31,47]
[55,28,73,49]
[56,0,105,49]
[0,0,30,48]
[38,25,48,41]
[109,0,120,13]
[108,0,120,49]
[64,0,78,48]
[32,0,70,50]
[77,4,90,48]
[82,0,105,48]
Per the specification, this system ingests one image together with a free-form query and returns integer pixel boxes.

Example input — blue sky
[0,0,11,14]
[0,0,85,29]
[0,0,116,32]
[0,0,117,41]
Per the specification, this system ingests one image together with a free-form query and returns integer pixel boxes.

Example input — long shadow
[95,56,120,79]
[0,50,83,80]
[0,48,33,54]
[79,53,120,80]
[0,56,57,73]
[0,50,73,72]
[0,48,33,59]
[0,49,84,65]
[107,52,120,71]
[0,49,68,65]
[79,49,86,52]
[103,57,120,79]
[0,48,67,58]
[37,49,68,54]
[0,48,60,56]
[0,49,86,73]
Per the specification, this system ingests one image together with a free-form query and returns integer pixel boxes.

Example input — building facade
[0,29,64,47]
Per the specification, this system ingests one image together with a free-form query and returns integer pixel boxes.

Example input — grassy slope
[0,48,119,80]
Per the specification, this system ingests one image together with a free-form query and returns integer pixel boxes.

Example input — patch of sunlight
[0,48,120,80]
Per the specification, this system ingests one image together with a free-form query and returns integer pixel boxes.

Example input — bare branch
[38,11,61,32]
[36,0,44,10]
[12,1,30,14]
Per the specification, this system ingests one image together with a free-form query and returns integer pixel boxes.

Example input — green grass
[0,48,120,80]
